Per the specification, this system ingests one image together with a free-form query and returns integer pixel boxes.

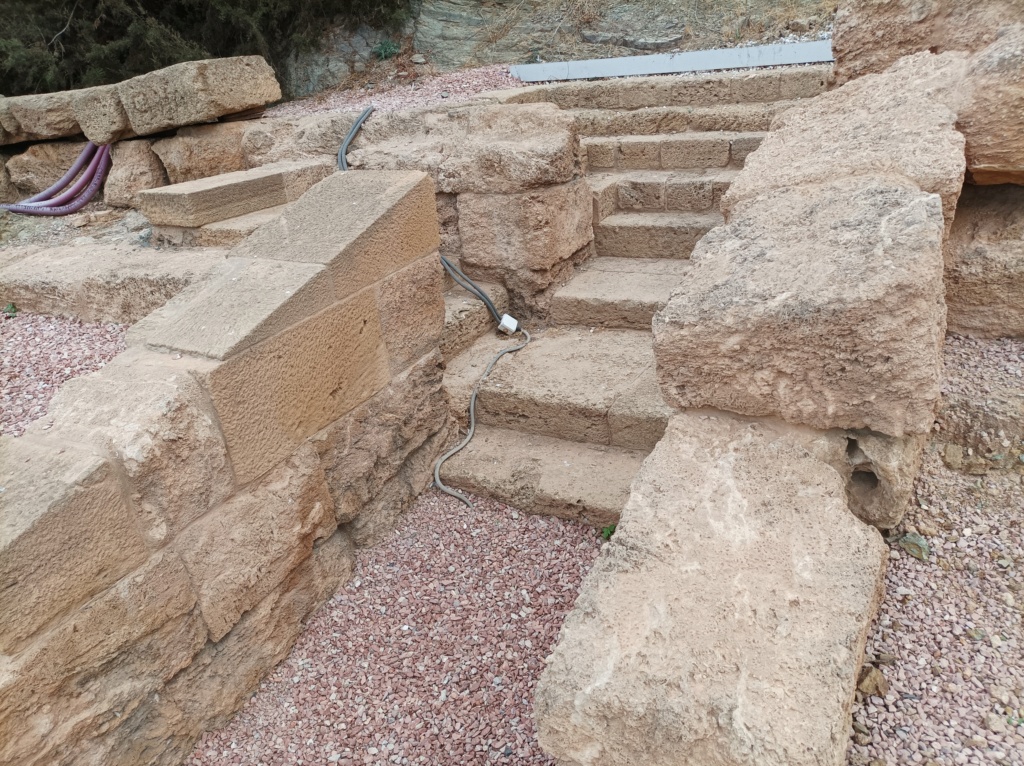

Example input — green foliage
[371,38,401,60]
[600,524,616,541]
[0,0,413,97]
[2,302,17,318]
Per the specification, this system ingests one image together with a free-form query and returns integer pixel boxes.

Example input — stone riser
[594,211,722,259]
[573,100,796,137]
[584,131,764,172]
[591,170,737,220]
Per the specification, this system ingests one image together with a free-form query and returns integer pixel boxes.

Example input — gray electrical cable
[440,255,502,324]
[337,105,375,171]
[434,329,531,508]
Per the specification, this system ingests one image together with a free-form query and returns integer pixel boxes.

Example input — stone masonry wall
[0,169,451,766]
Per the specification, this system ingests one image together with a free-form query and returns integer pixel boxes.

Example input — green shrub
[371,38,401,60]
[0,0,413,97]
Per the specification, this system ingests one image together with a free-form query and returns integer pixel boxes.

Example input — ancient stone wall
[0,169,451,766]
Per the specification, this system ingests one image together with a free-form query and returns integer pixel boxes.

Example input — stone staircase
[441,64,830,521]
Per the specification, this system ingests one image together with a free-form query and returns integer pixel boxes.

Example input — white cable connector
[498,314,519,335]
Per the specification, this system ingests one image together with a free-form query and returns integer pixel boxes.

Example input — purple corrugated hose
[0,145,111,216]
[17,144,108,208]
[19,141,98,204]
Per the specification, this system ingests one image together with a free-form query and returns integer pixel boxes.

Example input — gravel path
[266,65,524,118]
[1,312,127,437]
[943,334,1024,398]
[189,489,602,766]
[848,449,1024,766]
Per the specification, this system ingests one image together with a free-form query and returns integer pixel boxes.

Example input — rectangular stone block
[72,84,133,144]
[616,137,661,170]
[654,176,947,437]
[137,158,330,227]
[174,443,336,640]
[0,438,148,654]
[665,175,713,211]
[729,132,765,165]
[205,287,391,484]
[617,175,666,211]
[233,170,440,301]
[584,138,617,170]
[660,133,731,169]
[3,91,79,141]
[376,254,445,375]
[779,64,831,99]
[118,56,281,136]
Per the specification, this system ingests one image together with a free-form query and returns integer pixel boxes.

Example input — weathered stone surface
[0,150,17,203]
[937,389,1024,473]
[844,431,926,529]
[945,184,1024,338]
[0,243,224,323]
[152,122,248,184]
[1,91,78,143]
[459,180,592,309]
[376,253,445,374]
[833,0,1023,84]
[174,442,336,640]
[233,170,440,301]
[5,140,89,195]
[723,52,967,232]
[0,552,206,766]
[535,412,887,766]
[204,287,391,485]
[349,103,580,194]
[241,112,360,166]
[25,349,233,548]
[0,437,148,654]
[71,84,133,144]
[118,56,281,136]
[655,177,947,437]
[441,280,509,359]
[151,206,285,248]
[137,158,331,227]
[105,139,168,208]
[313,351,452,545]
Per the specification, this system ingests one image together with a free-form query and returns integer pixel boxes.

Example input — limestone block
[118,56,281,136]
[458,179,593,302]
[654,177,947,437]
[26,349,233,548]
[72,84,133,144]
[833,0,1022,84]
[442,280,509,359]
[312,351,451,541]
[152,122,248,184]
[204,287,391,484]
[0,151,17,203]
[137,158,331,227]
[174,442,336,640]
[5,140,90,195]
[234,170,440,301]
[348,103,580,194]
[535,412,887,766]
[723,52,967,233]
[0,97,20,137]
[376,254,445,374]
[0,437,148,654]
[945,184,1024,338]
[0,243,224,324]
[138,257,335,360]
[660,133,731,169]
[2,91,79,142]
[104,139,168,208]
[242,112,361,166]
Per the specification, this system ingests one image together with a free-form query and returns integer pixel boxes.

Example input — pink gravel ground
[1,312,127,437]
[189,488,603,766]
[267,65,525,118]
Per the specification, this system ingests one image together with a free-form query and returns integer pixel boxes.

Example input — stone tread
[595,210,723,259]
[571,100,799,137]
[548,257,691,330]
[443,326,673,450]
[441,281,509,360]
[439,425,646,526]
[584,131,765,171]
[589,169,739,218]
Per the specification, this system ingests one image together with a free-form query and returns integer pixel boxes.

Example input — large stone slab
[535,412,887,766]
[0,91,78,144]
[118,56,281,136]
[723,51,967,233]
[137,158,331,227]
[655,176,947,437]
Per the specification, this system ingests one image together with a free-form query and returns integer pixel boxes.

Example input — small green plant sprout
[2,302,17,318]
[600,524,616,541]
[372,39,401,60]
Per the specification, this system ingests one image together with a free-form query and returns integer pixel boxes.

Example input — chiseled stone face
[655,176,947,437]
[535,412,887,766]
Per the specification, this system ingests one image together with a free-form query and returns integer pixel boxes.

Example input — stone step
[590,169,738,220]
[444,327,673,451]
[439,425,646,526]
[152,205,286,247]
[572,100,797,137]
[441,280,509,360]
[535,411,887,766]
[548,258,690,330]
[584,131,764,171]
[595,211,722,259]
[137,159,332,228]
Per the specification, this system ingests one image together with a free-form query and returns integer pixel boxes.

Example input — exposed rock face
[152,122,248,184]
[104,139,168,208]
[833,0,1024,84]
[655,176,947,437]
[945,184,1024,338]
[5,140,89,195]
[535,412,887,766]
